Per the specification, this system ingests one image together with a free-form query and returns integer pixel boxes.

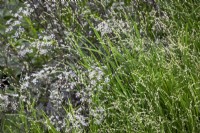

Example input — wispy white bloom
[96,21,112,36]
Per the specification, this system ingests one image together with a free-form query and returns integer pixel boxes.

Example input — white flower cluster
[18,62,107,131]
[90,106,105,125]
[96,18,131,38]
[48,115,66,132]
[96,21,112,36]
[0,94,18,111]
[5,3,34,39]
[0,94,9,111]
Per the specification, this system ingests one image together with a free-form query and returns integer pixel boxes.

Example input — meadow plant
[0,0,200,132]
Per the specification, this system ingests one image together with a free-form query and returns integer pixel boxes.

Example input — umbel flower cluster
[0,0,169,132]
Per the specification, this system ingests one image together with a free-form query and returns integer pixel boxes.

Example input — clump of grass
[1,0,200,133]
[77,1,200,132]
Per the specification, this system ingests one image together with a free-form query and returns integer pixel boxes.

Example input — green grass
[1,0,200,132]
[83,30,200,132]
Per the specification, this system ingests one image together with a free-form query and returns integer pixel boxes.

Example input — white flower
[6,19,13,25]
[5,26,13,33]
[56,127,60,132]
[96,21,112,36]
[18,48,33,57]
[22,10,30,16]
[89,70,96,79]
[32,78,38,84]
[105,77,110,83]
[21,81,29,89]
[39,49,48,55]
